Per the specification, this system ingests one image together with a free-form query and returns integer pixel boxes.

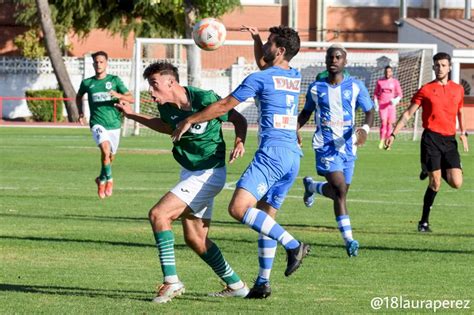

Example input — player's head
[143,61,180,104]
[432,52,451,80]
[91,51,108,75]
[262,26,300,63]
[384,65,393,79]
[325,44,347,74]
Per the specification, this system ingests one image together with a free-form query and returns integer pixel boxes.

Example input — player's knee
[148,207,168,225]
[429,181,441,192]
[228,204,244,221]
[449,177,462,189]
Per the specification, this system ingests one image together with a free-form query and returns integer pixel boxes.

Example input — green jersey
[158,86,228,171]
[78,74,129,129]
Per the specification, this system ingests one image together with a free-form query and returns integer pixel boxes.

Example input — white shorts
[91,125,121,155]
[170,166,226,220]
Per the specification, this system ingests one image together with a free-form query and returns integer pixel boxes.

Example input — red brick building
[1,0,472,58]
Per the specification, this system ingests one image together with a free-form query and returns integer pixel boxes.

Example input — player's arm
[373,81,380,111]
[110,90,134,103]
[297,109,313,147]
[115,101,172,135]
[384,102,420,149]
[172,95,240,142]
[76,86,85,125]
[391,80,402,106]
[458,107,469,152]
[297,109,312,130]
[227,109,247,163]
[355,82,375,146]
[241,25,267,70]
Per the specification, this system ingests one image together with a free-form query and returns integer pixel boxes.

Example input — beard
[263,52,276,63]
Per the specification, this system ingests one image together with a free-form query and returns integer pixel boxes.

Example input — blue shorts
[315,151,355,184]
[237,146,300,210]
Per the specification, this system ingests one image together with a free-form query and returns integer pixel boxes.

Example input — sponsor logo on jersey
[272,76,301,92]
[180,188,190,193]
[92,92,112,102]
[170,115,179,120]
[343,90,352,100]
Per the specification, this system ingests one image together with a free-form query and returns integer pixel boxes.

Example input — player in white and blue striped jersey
[298,44,374,257]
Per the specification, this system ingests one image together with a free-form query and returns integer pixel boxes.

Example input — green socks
[154,230,179,283]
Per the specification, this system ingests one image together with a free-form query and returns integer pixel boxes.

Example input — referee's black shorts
[420,129,461,172]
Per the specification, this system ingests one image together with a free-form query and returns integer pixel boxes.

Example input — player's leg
[91,125,111,198]
[325,170,358,257]
[178,166,248,298]
[418,130,443,232]
[231,147,309,277]
[302,152,329,207]
[181,215,248,298]
[442,137,463,189]
[246,200,277,299]
[103,128,120,197]
[149,192,187,303]
[379,106,390,149]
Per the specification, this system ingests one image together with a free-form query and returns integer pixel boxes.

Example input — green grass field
[1,127,473,314]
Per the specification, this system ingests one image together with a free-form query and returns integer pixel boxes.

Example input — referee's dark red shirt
[411,80,464,136]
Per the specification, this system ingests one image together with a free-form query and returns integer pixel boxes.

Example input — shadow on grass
[0,213,147,223]
[0,283,149,301]
[0,283,225,303]
[305,241,474,255]
[0,235,186,250]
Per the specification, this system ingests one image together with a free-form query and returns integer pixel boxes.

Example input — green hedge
[25,89,64,122]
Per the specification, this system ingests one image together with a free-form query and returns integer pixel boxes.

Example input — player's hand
[384,135,395,150]
[355,128,368,146]
[109,90,121,99]
[373,99,379,111]
[78,115,86,126]
[297,131,303,147]
[114,101,133,117]
[229,141,245,163]
[172,119,192,142]
[240,25,259,39]
[460,133,469,152]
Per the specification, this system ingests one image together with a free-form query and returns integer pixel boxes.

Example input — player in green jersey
[115,61,249,303]
[76,51,133,199]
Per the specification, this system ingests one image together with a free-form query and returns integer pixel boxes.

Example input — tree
[14,0,240,119]
[35,0,79,121]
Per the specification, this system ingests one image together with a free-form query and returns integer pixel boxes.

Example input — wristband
[361,124,370,134]
[390,133,396,139]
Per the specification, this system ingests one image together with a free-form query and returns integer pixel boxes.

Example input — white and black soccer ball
[192,18,226,51]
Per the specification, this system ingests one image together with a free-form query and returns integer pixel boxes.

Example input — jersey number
[189,122,208,135]
[286,95,297,115]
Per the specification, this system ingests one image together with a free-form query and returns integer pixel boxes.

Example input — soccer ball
[192,18,226,51]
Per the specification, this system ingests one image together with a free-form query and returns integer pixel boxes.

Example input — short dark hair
[92,51,108,60]
[384,65,392,71]
[433,52,451,64]
[143,61,180,82]
[268,26,300,61]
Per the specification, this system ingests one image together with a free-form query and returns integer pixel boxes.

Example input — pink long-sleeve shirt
[374,77,402,106]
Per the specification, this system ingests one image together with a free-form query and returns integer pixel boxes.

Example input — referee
[385,52,469,232]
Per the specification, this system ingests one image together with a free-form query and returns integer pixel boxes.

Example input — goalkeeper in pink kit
[374,65,402,149]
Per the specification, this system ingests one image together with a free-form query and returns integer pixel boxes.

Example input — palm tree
[35,0,78,121]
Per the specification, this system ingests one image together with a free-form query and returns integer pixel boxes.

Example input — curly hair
[268,26,300,61]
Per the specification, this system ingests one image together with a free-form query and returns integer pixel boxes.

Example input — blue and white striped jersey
[232,66,302,154]
[303,76,373,160]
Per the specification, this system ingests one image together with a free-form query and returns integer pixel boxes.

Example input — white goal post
[124,38,436,140]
